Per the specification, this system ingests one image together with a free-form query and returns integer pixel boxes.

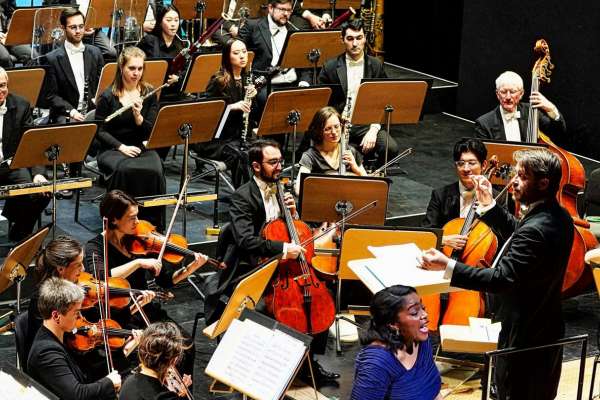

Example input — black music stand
[353,81,427,175]
[256,87,331,181]
[145,100,226,236]
[298,173,389,354]
[10,123,97,236]
[278,30,342,85]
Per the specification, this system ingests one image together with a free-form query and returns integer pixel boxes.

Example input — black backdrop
[456,0,600,157]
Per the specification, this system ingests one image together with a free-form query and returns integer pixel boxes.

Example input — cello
[262,180,336,335]
[526,40,597,298]
[421,160,500,330]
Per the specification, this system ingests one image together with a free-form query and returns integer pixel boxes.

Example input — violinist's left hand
[283,192,298,219]
[182,374,192,388]
[187,252,208,272]
[133,290,156,311]
[122,329,143,357]
[420,248,449,271]
[530,91,556,113]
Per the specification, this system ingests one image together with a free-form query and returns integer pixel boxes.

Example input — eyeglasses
[261,159,285,167]
[274,6,292,14]
[324,124,341,133]
[455,160,480,169]
[67,24,86,31]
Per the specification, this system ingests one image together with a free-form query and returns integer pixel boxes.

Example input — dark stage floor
[1,63,600,399]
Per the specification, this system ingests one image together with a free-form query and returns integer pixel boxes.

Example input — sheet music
[205,319,307,400]
[0,371,49,399]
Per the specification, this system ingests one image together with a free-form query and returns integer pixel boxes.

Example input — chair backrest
[216,222,233,262]
[14,311,29,372]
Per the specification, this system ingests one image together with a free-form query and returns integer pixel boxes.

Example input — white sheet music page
[365,243,447,288]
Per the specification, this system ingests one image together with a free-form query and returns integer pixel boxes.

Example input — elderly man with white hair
[474,71,566,142]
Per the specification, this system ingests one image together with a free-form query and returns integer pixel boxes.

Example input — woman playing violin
[85,189,207,377]
[120,322,192,400]
[295,107,367,196]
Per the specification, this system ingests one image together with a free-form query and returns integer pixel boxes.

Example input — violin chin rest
[585,248,600,264]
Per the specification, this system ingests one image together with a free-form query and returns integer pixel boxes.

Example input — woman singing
[120,322,192,400]
[95,46,166,231]
[194,37,256,188]
[350,285,442,400]
[85,189,207,377]
[295,106,367,196]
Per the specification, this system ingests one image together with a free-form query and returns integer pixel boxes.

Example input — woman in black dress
[120,322,192,400]
[85,189,208,377]
[95,46,167,231]
[194,37,256,188]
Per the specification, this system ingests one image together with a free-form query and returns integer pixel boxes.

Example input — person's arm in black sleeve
[140,93,158,134]
[95,92,124,149]
[539,110,566,139]
[45,57,78,115]
[421,190,442,229]
[474,118,492,139]
[478,201,520,242]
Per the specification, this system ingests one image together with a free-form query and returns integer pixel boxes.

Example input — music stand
[0,223,52,314]
[5,8,39,47]
[278,30,342,85]
[256,87,331,181]
[352,81,427,175]
[6,68,46,108]
[298,174,389,354]
[203,255,281,339]
[303,0,361,17]
[227,0,270,19]
[173,0,222,20]
[482,139,548,185]
[182,52,255,94]
[94,60,169,103]
[87,0,117,28]
[145,100,226,236]
[11,123,97,236]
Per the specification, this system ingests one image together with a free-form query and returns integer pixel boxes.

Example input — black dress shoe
[489,381,498,400]
[308,360,340,382]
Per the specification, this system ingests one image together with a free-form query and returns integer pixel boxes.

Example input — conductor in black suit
[474,71,566,142]
[317,19,399,167]
[421,147,573,400]
[0,68,51,241]
[43,8,105,124]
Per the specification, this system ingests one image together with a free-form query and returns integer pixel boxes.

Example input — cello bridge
[293,274,312,286]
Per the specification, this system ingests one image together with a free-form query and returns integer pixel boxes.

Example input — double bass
[526,40,597,298]
[262,180,336,335]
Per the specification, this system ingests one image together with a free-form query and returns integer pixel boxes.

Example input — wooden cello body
[527,40,597,298]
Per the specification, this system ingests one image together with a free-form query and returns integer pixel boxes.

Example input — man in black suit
[43,8,105,124]
[317,19,398,167]
[422,138,489,251]
[0,68,51,241]
[474,71,566,142]
[421,148,573,400]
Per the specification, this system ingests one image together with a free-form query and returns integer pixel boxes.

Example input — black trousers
[83,30,117,60]
[0,44,36,68]
[349,124,399,167]
[0,165,50,240]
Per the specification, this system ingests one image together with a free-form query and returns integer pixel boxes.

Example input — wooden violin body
[67,317,132,353]
[310,223,339,282]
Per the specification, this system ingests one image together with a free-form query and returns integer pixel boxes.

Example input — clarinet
[240,73,254,152]
[339,96,352,175]
[80,77,90,117]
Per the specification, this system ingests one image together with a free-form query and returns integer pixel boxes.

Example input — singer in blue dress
[350,285,442,400]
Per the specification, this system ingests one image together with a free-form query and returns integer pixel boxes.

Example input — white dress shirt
[345,52,380,131]
[500,105,561,142]
[253,176,290,258]
[267,15,299,85]
[459,181,476,218]
[64,41,86,116]
[0,99,8,161]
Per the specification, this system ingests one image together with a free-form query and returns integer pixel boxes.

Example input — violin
[525,40,597,298]
[262,180,336,335]
[127,220,226,269]
[78,271,174,310]
[67,317,132,353]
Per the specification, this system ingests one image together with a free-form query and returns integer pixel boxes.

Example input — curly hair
[34,236,83,285]
[138,322,191,383]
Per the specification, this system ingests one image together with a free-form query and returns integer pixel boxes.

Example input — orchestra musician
[27,236,145,380]
[205,138,339,382]
[43,8,105,124]
[295,106,367,195]
[0,67,51,242]
[27,277,137,400]
[194,37,256,188]
[421,148,573,400]
[85,189,208,378]
[350,285,442,400]
[120,322,192,400]
[317,19,399,167]
[474,71,566,142]
[94,46,166,231]
[0,0,36,67]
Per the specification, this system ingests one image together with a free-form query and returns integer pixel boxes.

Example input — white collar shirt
[458,181,475,218]
[65,41,86,112]
[500,106,522,142]
[253,176,290,258]
[0,99,7,160]
[267,15,297,84]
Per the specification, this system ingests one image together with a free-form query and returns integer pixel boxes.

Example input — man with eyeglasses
[0,67,51,241]
[205,138,341,383]
[43,8,105,124]
[474,71,566,142]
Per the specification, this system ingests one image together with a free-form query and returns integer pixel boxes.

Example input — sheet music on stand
[0,363,58,399]
[205,309,311,400]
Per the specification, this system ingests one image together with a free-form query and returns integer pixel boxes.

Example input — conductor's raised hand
[470,175,493,207]
[420,248,449,271]
[283,192,298,218]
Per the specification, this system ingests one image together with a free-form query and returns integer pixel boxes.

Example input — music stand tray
[5,8,39,47]
[11,123,97,235]
[173,0,223,20]
[182,52,255,94]
[203,256,281,339]
[482,139,548,185]
[0,223,52,313]
[95,60,169,103]
[303,0,361,9]
[6,68,46,108]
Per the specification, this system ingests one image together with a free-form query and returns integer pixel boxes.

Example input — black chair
[13,311,29,373]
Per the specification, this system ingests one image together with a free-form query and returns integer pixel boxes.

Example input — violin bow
[93,252,115,374]
[370,148,412,177]
[102,217,111,320]
[129,292,193,400]
[158,175,191,263]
